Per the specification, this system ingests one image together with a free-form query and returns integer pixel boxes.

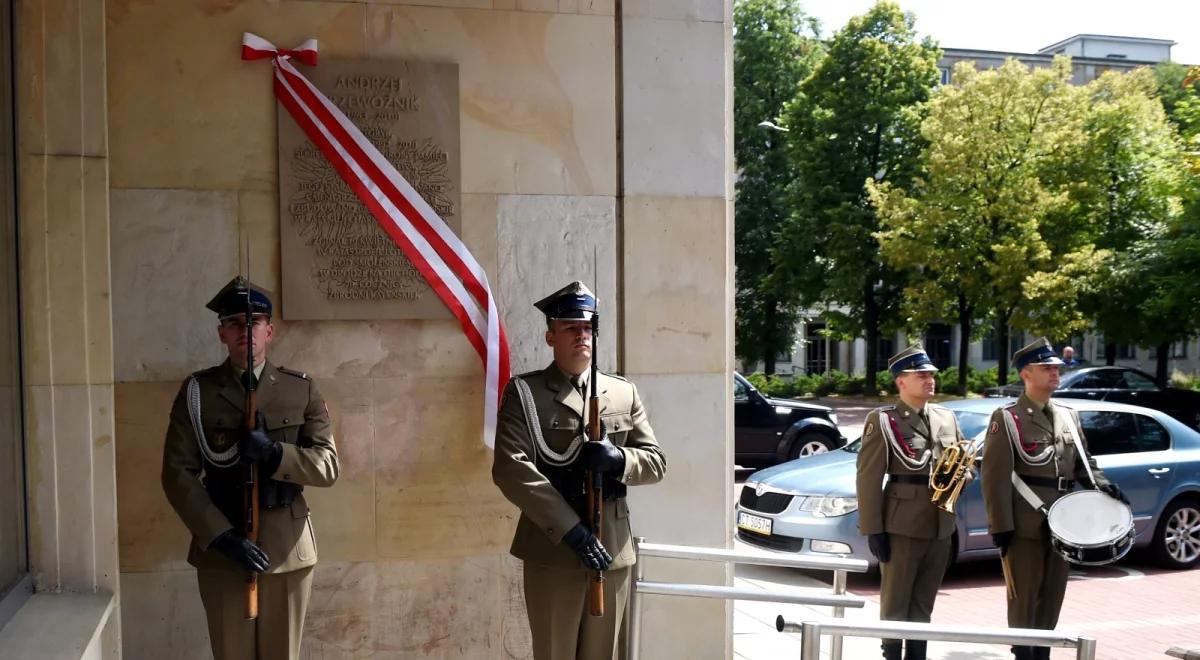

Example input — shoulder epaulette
[873,405,897,413]
[191,365,222,379]
[601,371,630,383]
[277,366,311,380]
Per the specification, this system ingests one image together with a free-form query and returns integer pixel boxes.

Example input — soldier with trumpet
[856,344,972,660]
[492,281,667,660]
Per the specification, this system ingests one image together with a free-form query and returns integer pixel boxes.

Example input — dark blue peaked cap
[1013,337,1064,370]
[534,281,597,321]
[206,276,273,320]
[888,344,938,376]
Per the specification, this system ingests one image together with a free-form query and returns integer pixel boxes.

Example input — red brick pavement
[846,551,1200,660]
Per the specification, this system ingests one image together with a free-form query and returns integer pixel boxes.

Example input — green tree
[1048,68,1188,378]
[776,1,939,390]
[733,0,822,374]
[870,58,1087,391]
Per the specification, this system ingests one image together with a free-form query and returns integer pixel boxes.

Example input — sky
[800,0,1200,65]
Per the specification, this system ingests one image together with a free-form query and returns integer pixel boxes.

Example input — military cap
[534,281,597,321]
[1013,336,1064,370]
[888,343,938,376]
[206,276,273,320]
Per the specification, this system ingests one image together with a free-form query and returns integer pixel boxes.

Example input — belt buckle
[1057,477,1069,492]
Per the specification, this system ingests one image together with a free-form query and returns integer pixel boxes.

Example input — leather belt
[888,474,929,486]
[1022,475,1075,492]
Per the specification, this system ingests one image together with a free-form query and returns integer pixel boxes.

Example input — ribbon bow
[241,33,319,66]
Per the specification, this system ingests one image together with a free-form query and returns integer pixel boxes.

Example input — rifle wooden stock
[244,381,260,620]
[586,392,604,617]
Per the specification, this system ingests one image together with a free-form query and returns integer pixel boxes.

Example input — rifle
[585,253,604,617]
[242,278,261,620]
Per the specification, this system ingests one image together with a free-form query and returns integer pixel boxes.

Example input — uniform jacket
[161,359,339,574]
[856,401,964,540]
[982,393,1111,540]
[492,362,667,570]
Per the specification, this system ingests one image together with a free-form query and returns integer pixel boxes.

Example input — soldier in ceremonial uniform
[492,281,667,660]
[161,277,339,660]
[856,344,969,660]
[982,337,1126,660]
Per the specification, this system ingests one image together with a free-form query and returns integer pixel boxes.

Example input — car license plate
[737,511,772,535]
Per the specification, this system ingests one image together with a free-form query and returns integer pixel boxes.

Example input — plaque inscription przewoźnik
[278,60,460,320]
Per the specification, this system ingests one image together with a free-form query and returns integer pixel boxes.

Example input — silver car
[736,398,1200,570]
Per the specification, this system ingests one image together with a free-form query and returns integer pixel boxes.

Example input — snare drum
[1046,490,1135,566]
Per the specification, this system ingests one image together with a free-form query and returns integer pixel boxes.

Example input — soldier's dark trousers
[879,535,951,651]
[523,563,631,660]
[1004,535,1069,630]
[197,566,314,660]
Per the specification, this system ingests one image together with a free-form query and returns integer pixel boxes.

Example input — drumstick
[1000,556,1016,600]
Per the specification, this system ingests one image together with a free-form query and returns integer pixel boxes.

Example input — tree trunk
[957,296,972,396]
[1156,342,1170,387]
[996,315,1011,386]
[1105,342,1117,366]
[763,300,778,376]
[863,281,880,395]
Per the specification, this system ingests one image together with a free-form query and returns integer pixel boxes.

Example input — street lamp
[757,120,790,132]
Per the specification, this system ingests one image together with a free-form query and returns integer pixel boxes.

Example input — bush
[876,370,894,395]
[1170,370,1197,390]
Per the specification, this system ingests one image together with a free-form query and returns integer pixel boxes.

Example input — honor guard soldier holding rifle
[492,281,667,660]
[856,344,971,660]
[161,277,339,660]
[982,338,1127,660]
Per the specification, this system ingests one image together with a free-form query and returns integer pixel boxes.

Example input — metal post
[628,537,645,660]
[831,569,847,660]
[1076,637,1096,660]
[800,622,821,660]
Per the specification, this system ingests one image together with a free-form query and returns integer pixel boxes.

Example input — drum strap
[1010,473,1048,515]
[1061,414,1100,489]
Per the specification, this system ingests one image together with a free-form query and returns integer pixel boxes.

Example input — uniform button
[283,418,290,424]
[283,474,292,481]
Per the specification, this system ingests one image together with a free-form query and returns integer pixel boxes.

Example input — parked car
[736,397,1200,571]
[985,366,1200,430]
[735,372,846,467]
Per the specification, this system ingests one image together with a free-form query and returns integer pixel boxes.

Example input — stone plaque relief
[278,60,460,320]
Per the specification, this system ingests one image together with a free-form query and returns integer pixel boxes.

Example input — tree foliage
[733,0,822,373]
[776,1,939,390]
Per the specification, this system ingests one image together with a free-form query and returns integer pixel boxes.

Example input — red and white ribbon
[242,33,510,448]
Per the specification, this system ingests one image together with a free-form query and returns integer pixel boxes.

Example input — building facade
[0,1,735,658]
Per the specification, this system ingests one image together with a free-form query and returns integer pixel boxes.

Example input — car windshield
[841,409,992,454]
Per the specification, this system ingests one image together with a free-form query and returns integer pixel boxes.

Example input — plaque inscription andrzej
[278,60,461,320]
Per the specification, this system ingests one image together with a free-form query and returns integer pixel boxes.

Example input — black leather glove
[241,412,283,472]
[867,533,890,563]
[992,530,1015,558]
[1100,482,1130,505]
[211,529,270,573]
[562,523,613,571]
[578,427,625,475]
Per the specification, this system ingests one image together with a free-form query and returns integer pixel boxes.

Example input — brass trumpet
[929,441,978,513]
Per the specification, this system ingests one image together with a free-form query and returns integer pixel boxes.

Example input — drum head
[1047,490,1133,546]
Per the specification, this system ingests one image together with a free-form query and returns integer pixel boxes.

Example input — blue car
[736,398,1200,571]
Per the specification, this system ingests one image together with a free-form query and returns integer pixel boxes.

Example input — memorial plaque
[278,60,460,319]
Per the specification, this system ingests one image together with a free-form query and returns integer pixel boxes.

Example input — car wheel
[1152,497,1200,570]
[788,432,835,460]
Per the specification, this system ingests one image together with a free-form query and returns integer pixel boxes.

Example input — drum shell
[1046,490,1135,567]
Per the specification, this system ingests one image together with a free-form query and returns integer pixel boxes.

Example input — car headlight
[828,413,839,426]
[800,496,858,518]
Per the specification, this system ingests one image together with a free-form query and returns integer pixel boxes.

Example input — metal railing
[627,537,870,660]
[777,616,1098,660]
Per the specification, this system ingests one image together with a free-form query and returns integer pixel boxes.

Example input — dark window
[1075,369,1123,389]
[1009,331,1025,357]
[1134,415,1171,452]
[734,376,748,400]
[939,67,951,85]
[1121,371,1158,391]
[924,324,952,370]
[982,328,998,361]
[0,0,28,626]
[1117,344,1137,359]
[1079,411,1140,455]
[876,337,894,366]
[805,323,829,374]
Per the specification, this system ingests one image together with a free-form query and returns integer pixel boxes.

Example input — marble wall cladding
[110,189,239,383]
[364,6,616,196]
[622,196,728,375]
[621,16,727,199]
[119,570,211,660]
[496,194,617,375]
